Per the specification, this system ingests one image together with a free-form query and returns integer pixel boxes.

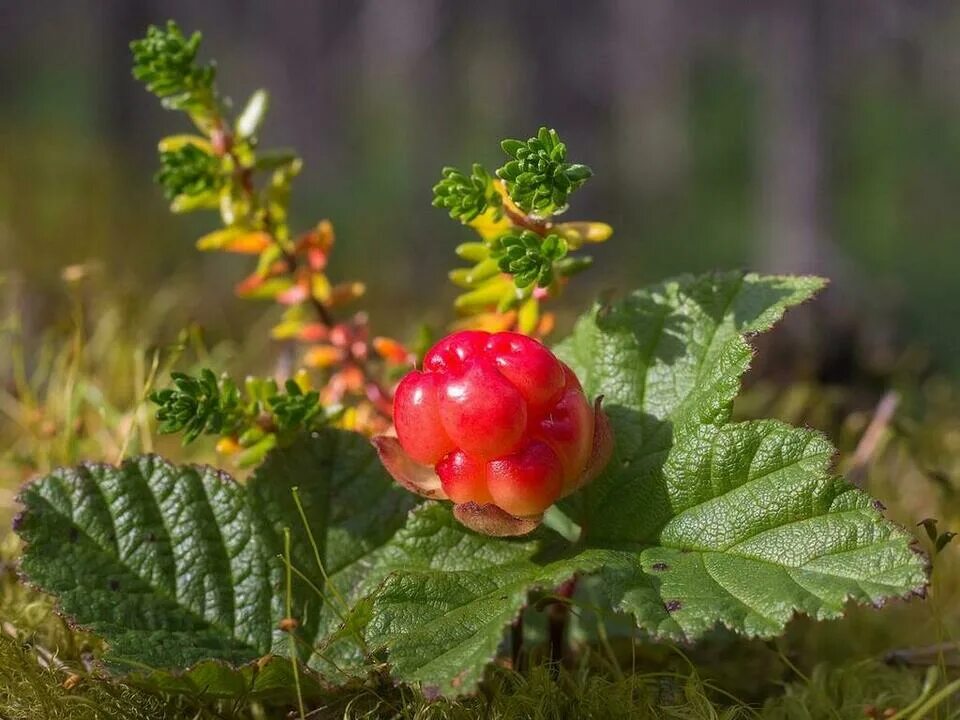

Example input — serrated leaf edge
[11,454,326,684]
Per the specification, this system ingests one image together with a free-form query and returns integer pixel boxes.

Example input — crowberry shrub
[375,330,611,535]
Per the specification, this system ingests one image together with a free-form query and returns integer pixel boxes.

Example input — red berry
[391,330,600,522]
[393,371,455,464]
[436,450,492,505]
[485,332,565,414]
[534,369,594,491]
[423,330,490,373]
[487,441,563,517]
[439,358,527,457]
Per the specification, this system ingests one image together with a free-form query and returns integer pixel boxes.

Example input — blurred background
[1,0,959,373]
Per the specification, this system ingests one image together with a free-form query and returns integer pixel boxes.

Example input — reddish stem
[503,203,552,236]
[213,119,390,408]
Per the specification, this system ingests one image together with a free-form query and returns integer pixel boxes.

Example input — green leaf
[432,164,501,224]
[150,370,330,449]
[14,430,416,684]
[130,21,216,115]
[553,271,926,636]
[150,369,244,442]
[491,230,568,289]
[591,420,925,639]
[169,190,220,213]
[557,273,829,436]
[495,126,592,216]
[267,380,323,433]
[357,272,927,695]
[357,504,613,695]
[155,144,222,201]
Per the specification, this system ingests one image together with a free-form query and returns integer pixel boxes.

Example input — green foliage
[132,20,301,239]
[132,17,392,435]
[268,380,323,433]
[497,127,593,216]
[14,272,930,699]
[130,21,216,114]
[11,16,939,709]
[917,517,957,555]
[432,164,501,223]
[0,631,328,719]
[358,504,613,694]
[1,280,955,716]
[14,431,415,679]
[492,230,568,288]
[316,658,755,719]
[155,144,221,201]
[150,369,243,442]
[352,272,927,695]
[556,273,927,639]
[150,371,328,464]
[761,662,938,720]
[438,128,607,331]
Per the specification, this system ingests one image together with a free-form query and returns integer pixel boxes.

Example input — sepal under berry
[371,435,447,501]
[373,398,610,536]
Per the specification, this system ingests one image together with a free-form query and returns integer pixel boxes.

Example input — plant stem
[283,528,307,720]
[548,578,577,672]
[502,203,552,236]
[848,390,899,488]
[510,615,524,672]
[276,246,337,327]
[212,115,339,332]
[214,118,395,411]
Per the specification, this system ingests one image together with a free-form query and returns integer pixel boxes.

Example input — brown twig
[848,391,899,488]
[886,641,960,668]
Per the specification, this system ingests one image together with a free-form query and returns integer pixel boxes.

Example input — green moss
[762,662,934,720]
[0,638,181,720]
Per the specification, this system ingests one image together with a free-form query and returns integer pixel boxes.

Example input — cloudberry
[375,331,611,536]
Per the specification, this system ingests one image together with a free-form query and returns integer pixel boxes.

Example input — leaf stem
[510,615,524,672]
[212,113,391,412]
[848,390,899,488]
[283,527,307,720]
[291,487,357,624]
[547,578,577,672]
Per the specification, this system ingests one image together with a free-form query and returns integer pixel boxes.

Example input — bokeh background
[2,0,959,374]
